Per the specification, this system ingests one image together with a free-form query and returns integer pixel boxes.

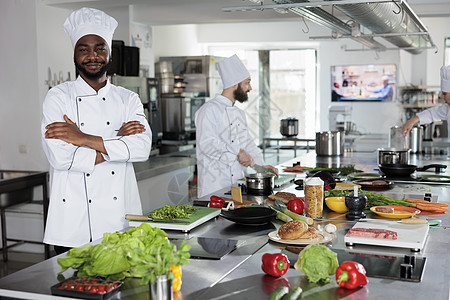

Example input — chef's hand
[45,115,87,145]
[264,165,279,175]
[95,151,105,165]
[401,116,420,137]
[45,115,107,154]
[237,149,254,167]
[117,121,146,136]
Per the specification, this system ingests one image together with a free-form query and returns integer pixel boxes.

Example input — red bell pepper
[209,195,225,208]
[287,198,304,214]
[261,253,290,277]
[335,261,368,289]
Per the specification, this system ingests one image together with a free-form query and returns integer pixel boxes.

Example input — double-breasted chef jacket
[195,95,264,198]
[41,76,152,247]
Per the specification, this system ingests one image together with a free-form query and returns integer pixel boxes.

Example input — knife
[252,164,278,177]
[125,214,190,223]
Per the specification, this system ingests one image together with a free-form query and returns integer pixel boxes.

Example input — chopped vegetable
[294,244,339,283]
[209,195,225,208]
[282,286,303,300]
[325,224,337,234]
[57,223,190,285]
[269,286,289,300]
[150,204,198,220]
[287,198,304,215]
[262,253,290,277]
[336,261,368,289]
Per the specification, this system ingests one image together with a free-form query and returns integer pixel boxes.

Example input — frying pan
[379,163,447,177]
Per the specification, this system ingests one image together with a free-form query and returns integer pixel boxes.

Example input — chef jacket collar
[76,75,111,96]
[217,94,236,107]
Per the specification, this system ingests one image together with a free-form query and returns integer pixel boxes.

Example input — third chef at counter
[41,8,152,254]
[195,55,277,198]
[402,65,450,136]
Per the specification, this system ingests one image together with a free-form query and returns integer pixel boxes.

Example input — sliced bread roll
[278,220,308,240]
[267,192,297,204]
[298,226,319,239]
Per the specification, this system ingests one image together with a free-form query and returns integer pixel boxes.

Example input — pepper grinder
[345,186,367,220]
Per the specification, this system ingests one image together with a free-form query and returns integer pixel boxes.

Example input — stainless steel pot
[377,148,411,165]
[409,126,423,153]
[422,123,433,141]
[245,173,275,195]
[280,118,298,137]
[315,131,344,156]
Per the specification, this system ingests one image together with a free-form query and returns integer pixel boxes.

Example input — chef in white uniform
[402,65,450,136]
[41,8,152,254]
[195,55,278,198]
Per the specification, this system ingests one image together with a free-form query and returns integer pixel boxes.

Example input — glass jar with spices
[305,177,324,219]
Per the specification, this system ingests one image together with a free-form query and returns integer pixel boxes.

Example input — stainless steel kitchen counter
[0,150,449,299]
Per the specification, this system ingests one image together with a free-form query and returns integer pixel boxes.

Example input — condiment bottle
[305,177,324,219]
[345,186,367,220]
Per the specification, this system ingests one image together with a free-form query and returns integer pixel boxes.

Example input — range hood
[223,0,436,54]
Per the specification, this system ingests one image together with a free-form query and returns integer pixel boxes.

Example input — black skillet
[379,163,447,177]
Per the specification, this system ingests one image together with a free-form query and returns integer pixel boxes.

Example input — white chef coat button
[81,123,84,126]
[89,199,92,203]
[230,123,232,125]
[231,140,234,143]
[78,98,82,102]
[62,198,66,202]
[111,171,115,175]
[102,97,106,101]
[231,174,234,177]
[86,173,90,177]
[106,121,110,125]
[113,197,117,200]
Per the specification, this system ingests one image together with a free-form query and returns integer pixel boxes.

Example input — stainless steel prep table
[0,150,448,299]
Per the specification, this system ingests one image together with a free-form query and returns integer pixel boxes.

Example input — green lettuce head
[294,244,339,283]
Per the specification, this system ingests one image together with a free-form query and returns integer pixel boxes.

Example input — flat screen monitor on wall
[331,64,397,102]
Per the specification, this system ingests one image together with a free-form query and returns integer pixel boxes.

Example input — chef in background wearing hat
[195,54,278,198]
[41,8,151,254]
[402,66,450,137]
[373,75,394,101]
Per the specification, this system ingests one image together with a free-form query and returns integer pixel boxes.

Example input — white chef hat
[63,7,117,53]
[217,55,251,89]
[440,65,450,92]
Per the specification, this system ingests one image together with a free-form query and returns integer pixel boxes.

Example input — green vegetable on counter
[57,223,190,285]
[294,244,339,283]
[269,286,289,300]
[150,204,198,220]
[273,200,314,225]
[324,190,415,209]
[305,165,361,176]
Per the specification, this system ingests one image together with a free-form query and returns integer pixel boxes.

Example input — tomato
[75,285,85,291]
[97,285,107,294]
[324,185,332,191]
[287,198,304,214]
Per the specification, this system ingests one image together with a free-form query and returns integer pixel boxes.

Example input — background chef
[195,54,278,198]
[41,8,152,254]
[402,65,450,136]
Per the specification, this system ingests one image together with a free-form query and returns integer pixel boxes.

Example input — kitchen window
[445,37,450,66]
[209,47,317,145]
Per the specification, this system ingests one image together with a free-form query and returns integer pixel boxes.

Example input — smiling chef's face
[74,34,111,81]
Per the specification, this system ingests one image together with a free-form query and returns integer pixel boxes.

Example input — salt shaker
[345,186,367,220]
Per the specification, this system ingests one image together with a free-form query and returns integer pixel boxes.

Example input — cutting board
[344,221,429,251]
[128,206,221,232]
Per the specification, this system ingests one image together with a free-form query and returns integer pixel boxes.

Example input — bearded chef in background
[195,54,278,198]
[402,65,450,137]
[41,8,151,254]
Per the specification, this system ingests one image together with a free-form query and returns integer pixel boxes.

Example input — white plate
[268,230,334,245]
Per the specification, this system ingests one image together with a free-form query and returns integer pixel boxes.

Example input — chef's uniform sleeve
[41,89,96,173]
[417,104,450,124]
[102,93,152,162]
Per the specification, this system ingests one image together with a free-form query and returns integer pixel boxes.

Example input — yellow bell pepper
[171,265,182,292]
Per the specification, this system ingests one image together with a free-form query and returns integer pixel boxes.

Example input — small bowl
[325,197,348,213]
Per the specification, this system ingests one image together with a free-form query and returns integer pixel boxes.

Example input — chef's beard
[75,59,112,81]
[234,84,249,103]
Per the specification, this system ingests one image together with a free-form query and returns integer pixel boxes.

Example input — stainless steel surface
[280,118,298,137]
[150,275,173,300]
[377,148,411,165]
[245,173,275,194]
[315,131,344,156]
[161,97,187,133]
[0,145,449,299]
[409,126,423,153]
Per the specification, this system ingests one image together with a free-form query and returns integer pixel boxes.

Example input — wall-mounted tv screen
[331,64,397,102]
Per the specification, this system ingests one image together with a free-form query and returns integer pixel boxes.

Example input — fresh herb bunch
[325,190,415,208]
[306,165,361,176]
[150,204,198,220]
[57,224,191,285]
